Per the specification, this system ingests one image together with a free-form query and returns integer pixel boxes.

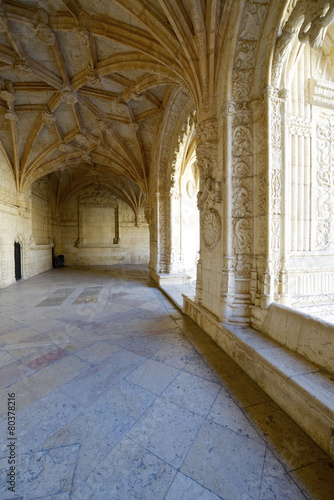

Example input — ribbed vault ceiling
[0,0,228,209]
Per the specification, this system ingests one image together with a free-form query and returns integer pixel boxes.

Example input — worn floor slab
[0,265,333,499]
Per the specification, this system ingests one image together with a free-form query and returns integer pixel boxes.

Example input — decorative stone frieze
[308,78,334,109]
[288,115,312,136]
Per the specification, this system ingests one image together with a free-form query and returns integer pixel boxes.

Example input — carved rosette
[202,209,221,250]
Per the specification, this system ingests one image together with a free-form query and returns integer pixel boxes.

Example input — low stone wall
[261,303,334,375]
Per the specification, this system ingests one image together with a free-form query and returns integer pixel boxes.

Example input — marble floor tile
[246,400,326,470]
[127,397,203,468]
[0,360,34,389]
[45,379,155,489]
[0,388,82,456]
[181,419,266,500]
[27,347,69,371]
[0,445,79,499]
[165,473,221,500]
[73,286,103,304]
[71,437,176,500]
[0,355,89,416]
[126,359,179,395]
[0,350,15,367]
[204,351,271,407]
[110,334,167,357]
[61,349,146,406]
[75,341,120,363]
[35,288,76,307]
[183,355,221,383]
[0,266,332,499]
[259,448,309,500]
[153,342,201,370]
[207,386,264,444]
[161,371,220,417]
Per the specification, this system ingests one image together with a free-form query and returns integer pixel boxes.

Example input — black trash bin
[58,255,64,267]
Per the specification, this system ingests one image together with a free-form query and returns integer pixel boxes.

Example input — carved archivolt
[202,209,221,250]
[272,0,334,86]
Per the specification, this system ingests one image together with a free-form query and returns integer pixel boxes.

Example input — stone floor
[0,266,334,500]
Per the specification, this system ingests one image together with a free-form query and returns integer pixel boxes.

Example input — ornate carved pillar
[196,117,222,310]
[279,89,290,304]
[262,86,284,308]
[157,192,169,273]
[220,102,236,320]
[250,95,267,317]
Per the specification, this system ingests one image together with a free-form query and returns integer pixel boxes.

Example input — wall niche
[75,191,119,248]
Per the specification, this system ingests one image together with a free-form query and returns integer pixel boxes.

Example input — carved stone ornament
[4,111,18,121]
[13,57,31,76]
[73,26,90,46]
[0,13,8,32]
[42,110,56,124]
[87,69,101,88]
[61,91,78,105]
[75,132,87,144]
[197,177,221,210]
[202,208,222,249]
[34,24,56,46]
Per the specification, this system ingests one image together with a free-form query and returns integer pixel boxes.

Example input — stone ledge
[183,295,334,460]
[150,270,196,286]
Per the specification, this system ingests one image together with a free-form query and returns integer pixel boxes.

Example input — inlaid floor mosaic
[0,266,333,499]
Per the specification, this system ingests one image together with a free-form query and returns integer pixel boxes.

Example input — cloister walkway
[0,266,333,499]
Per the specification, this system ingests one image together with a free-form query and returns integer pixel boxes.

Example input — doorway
[14,242,22,281]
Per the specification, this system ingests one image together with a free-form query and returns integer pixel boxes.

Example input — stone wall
[0,159,54,287]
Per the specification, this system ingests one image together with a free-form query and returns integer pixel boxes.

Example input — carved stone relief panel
[316,122,334,249]
[239,3,268,41]
[231,107,253,276]
[196,118,222,217]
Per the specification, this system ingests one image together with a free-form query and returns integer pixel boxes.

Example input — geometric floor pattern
[0,265,333,499]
